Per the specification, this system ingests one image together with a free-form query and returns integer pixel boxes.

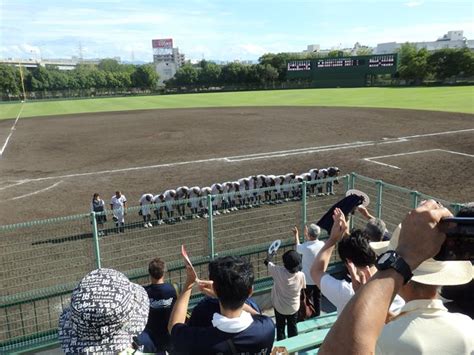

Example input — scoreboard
[286,54,397,87]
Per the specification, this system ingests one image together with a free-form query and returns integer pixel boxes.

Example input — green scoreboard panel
[286,54,398,87]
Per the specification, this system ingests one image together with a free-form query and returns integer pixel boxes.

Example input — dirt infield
[0,106,473,224]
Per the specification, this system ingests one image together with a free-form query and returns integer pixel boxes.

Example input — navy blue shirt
[172,314,275,354]
[143,283,177,351]
[189,297,262,328]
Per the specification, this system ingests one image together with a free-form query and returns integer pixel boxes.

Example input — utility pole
[18,63,27,102]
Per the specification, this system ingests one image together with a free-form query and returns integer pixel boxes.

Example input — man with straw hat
[317,200,473,355]
[371,223,473,354]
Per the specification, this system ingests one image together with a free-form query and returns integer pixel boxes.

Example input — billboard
[152,38,173,49]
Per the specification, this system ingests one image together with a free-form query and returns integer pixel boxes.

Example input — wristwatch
[376,251,413,284]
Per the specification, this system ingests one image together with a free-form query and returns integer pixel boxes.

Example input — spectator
[58,268,149,354]
[311,208,404,314]
[319,200,473,355]
[293,224,325,316]
[440,203,474,318]
[357,205,390,241]
[188,258,262,328]
[139,193,154,228]
[110,190,127,233]
[90,193,107,236]
[138,258,177,354]
[168,256,275,354]
[265,250,306,341]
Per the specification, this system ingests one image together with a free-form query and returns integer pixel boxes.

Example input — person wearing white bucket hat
[318,200,473,355]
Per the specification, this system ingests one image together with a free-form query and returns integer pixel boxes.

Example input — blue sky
[1,0,473,62]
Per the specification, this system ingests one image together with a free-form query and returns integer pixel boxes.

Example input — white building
[374,30,474,54]
[152,39,185,86]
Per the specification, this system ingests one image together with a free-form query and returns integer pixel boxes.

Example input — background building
[152,38,185,86]
[375,30,474,54]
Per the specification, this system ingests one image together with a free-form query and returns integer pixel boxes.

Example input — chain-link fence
[0,173,462,352]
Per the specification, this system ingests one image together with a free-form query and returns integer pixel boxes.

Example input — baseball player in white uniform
[309,168,319,195]
[110,191,127,233]
[237,177,250,208]
[283,173,295,201]
[139,193,154,228]
[200,187,212,218]
[176,186,189,220]
[264,175,276,204]
[293,175,304,199]
[211,183,224,215]
[188,186,201,218]
[256,175,266,205]
[316,168,328,196]
[326,167,340,195]
[248,176,258,206]
[153,194,165,225]
[163,189,176,223]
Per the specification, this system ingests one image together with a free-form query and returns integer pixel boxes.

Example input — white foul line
[3,127,474,184]
[7,181,63,201]
[364,149,474,169]
[0,104,24,157]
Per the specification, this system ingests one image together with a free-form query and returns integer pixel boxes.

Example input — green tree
[197,61,221,86]
[397,43,429,84]
[131,64,159,89]
[98,58,121,72]
[174,64,199,85]
[0,64,21,96]
[259,53,292,81]
[356,47,373,56]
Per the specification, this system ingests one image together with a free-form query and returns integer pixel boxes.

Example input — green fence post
[90,212,102,269]
[350,172,356,190]
[376,180,383,219]
[410,191,420,209]
[301,181,307,235]
[207,195,215,260]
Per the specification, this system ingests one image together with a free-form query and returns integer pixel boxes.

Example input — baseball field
[1,86,473,225]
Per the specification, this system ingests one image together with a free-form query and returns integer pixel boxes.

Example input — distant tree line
[1,45,473,100]
[166,45,474,90]
[0,59,158,100]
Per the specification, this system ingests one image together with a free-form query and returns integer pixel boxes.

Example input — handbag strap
[226,338,238,355]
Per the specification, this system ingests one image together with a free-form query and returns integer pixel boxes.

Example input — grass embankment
[1,86,473,120]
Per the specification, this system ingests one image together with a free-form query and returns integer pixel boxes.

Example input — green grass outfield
[1,86,473,120]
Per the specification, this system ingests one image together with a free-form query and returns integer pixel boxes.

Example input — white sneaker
[215,211,221,215]
[148,222,153,227]
[144,223,148,228]
[158,219,164,225]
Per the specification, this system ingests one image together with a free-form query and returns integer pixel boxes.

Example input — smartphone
[435,217,474,261]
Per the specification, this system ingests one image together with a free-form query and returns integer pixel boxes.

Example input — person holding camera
[319,200,473,355]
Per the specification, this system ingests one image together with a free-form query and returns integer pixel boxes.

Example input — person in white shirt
[248,176,258,206]
[292,175,304,199]
[153,194,165,225]
[176,186,189,221]
[139,193,154,228]
[237,178,250,208]
[265,250,306,341]
[293,224,325,316]
[163,189,176,223]
[230,182,240,211]
[311,208,404,315]
[308,168,319,195]
[110,191,127,233]
[188,186,201,218]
